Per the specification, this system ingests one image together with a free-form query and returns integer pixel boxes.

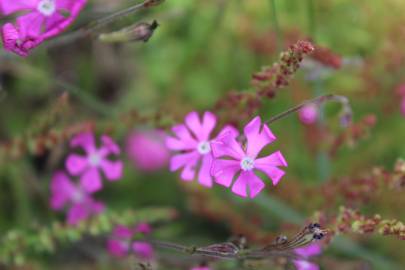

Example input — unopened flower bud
[99,20,159,43]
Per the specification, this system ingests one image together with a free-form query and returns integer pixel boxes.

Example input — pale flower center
[37,0,56,16]
[240,157,255,171]
[71,190,84,203]
[197,141,211,155]
[88,152,102,166]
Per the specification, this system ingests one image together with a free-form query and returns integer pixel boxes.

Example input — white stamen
[197,141,211,155]
[37,0,56,16]
[88,152,102,166]
[240,157,255,171]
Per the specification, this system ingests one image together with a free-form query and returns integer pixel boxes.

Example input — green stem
[307,0,317,41]
[270,0,282,51]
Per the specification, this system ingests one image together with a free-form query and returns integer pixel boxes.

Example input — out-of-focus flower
[166,111,237,188]
[126,129,169,172]
[107,223,154,260]
[66,132,123,193]
[299,104,318,125]
[191,266,211,270]
[211,116,287,198]
[0,0,86,56]
[49,171,104,225]
[401,97,405,117]
[293,243,322,270]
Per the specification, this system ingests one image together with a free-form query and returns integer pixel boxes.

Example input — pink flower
[191,267,211,270]
[66,132,123,193]
[0,0,86,56]
[49,171,104,225]
[299,104,318,125]
[211,116,287,198]
[107,224,154,260]
[166,111,237,188]
[401,97,405,117]
[1,23,43,57]
[126,129,169,172]
[293,243,322,270]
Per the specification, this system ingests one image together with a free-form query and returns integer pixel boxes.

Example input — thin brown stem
[266,94,351,125]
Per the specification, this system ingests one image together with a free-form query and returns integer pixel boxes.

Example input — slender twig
[47,0,164,47]
[148,223,327,261]
[269,0,282,51]
[266,94,352,125]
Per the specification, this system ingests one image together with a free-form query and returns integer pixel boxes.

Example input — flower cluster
[0,0,87,56]
[107,223,154,260]
[50,131,123,224]
[166,111,288,198]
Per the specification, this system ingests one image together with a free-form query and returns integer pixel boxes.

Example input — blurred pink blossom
[126,129,169,172]
[293,243,322,270]
[401,97,405,117]
[49,171,104,225]
[0,0,86,56]
[299,104,318,125]
[107,224,154,260]
[211,116,287,198]
[191,266,211,270]
[66,132,123,193]
[166,111,237,188]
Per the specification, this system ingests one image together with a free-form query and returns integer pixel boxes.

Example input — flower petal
[107,239,129,257]
[100,159,123,181]
[168,124,198,149]
[232,171,265,198]
[216,124,239,138]
[70,132,96,153]
[255,164,285,186]
[197,153,213,187]
[65,153,89,175]
[295,243,322,257]
[67,203,88,225]
[211,159,240,187]
[0,0,36,15]
[17,12,45,38]
[100,135,121,155]
[211,131,245,160]
[132,241,154,260]
[247,171,266,198]
[170,151,199,181]
[80,167,102,192]
[293,260,319,270]
[255,151,288,167]
[231,171,249,198]
[49,171,77,210]
[112,225,134,239]
[244,116,276,158]
[185,111,217,141]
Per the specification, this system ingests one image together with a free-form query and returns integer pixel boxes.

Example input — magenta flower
[191,266,211,270]
[0,0,86,56]
[49,171,104,225]
[299,104,318,125]
[166,111,237,188]
[126,129,169,172]
[1,23,43,57]
[66,132,123,193]
[211,116,287,198]
[401,97,405,118]
[293,243,322,270]
[107,224,154,260]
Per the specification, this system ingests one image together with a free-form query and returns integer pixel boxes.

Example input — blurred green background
[0,0,405,269]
